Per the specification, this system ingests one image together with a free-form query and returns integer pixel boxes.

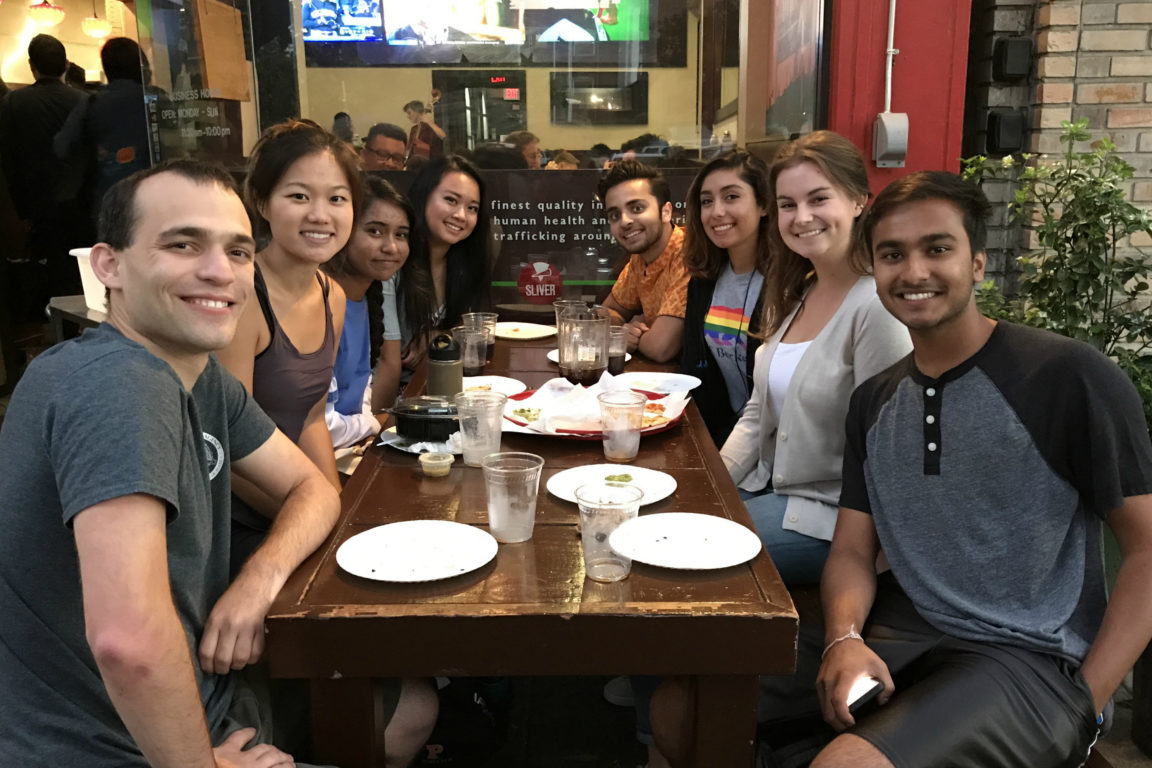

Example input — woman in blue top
[323,177,429,448]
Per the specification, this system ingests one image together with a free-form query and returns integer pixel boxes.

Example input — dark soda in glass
[607,354,625,375]
[565,365,606,386]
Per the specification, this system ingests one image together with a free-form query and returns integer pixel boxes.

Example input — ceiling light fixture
[28,0,66,27]
[83,0,112,39]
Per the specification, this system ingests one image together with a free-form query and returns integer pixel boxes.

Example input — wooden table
[265,337,798,767]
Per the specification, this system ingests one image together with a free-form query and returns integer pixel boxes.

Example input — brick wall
[964,0,1152,282]
[1035,0,1152,251]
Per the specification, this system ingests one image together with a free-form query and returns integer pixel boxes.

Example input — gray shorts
[761,574,1104,768]
[217,665,402,768]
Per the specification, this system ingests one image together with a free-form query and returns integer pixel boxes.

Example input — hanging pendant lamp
[28,0,66,27]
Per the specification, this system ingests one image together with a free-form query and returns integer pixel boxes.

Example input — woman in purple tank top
[218,119,360,537]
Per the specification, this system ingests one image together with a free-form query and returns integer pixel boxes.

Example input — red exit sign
[490,76,506,83]
[504,88,520,100]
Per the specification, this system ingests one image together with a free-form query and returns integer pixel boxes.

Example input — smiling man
[598,160,690,362]
[0,160,344,767]
[805,171,1152,768]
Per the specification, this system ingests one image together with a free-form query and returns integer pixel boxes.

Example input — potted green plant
[963,118,1152,431]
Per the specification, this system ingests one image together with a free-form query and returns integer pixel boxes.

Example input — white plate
[494,322,557,340]
[377,427,461,455]
[336,520,498,582]
[609,513,762,570]
[546,349,631,364]
[609,372,702,394]
[463,375,527,396]
[547,465,677,506]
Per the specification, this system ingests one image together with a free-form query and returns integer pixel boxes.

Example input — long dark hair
[323,177,434,367]
[762,131,871,337]
[405,154,491,328]
[683,151,772,281]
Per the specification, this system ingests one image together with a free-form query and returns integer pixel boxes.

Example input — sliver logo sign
[517,261,562,304]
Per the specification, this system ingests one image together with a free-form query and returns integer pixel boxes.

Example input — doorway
[431,70,528,151]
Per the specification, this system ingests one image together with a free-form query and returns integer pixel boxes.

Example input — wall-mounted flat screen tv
[302,0,687,68]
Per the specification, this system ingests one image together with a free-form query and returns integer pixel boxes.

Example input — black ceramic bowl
[389,396,459,442]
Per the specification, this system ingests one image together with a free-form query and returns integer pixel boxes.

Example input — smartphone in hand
[847,676,884,715]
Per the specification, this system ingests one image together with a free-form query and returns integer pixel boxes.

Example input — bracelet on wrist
[822,627,864,659]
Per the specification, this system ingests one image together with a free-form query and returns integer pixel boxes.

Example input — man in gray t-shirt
[0,161,342,767]
[810,172,1152,768]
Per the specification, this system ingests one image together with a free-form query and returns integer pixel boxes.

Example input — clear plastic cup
[482,452,546,543]
[462,312,498,362]
[597,390,646,463]
[575,481,644,582]
[460,328,487,377]
[454,391,507,466]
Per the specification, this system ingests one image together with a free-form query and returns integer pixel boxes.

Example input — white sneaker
[603,675,634,707]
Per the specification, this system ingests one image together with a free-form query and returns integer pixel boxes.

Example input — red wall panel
[828,0,973,193]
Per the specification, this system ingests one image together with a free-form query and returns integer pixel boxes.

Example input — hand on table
[816,639,894,731]
[622,320,647,353]
[199,576,273,675]
[214,728,294,768]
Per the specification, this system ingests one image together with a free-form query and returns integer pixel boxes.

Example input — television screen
[304,0,685,68]
[302,0,385,42]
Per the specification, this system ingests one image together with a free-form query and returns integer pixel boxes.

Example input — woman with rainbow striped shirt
[679,150,772,449]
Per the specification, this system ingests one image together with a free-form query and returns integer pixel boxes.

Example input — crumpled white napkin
[377,428,463,455]
[540,372,635,432]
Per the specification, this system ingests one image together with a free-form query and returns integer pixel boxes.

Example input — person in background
[598,159,690,363]
[679,151,771,448]
[472,142,529,170]
[55,37,152,230]
[217,119,355,569]
[617,132,667,164]
[323,176,418,448]
[0,159,342,767]
[804,170,1152,768]
[361,122,408,171]
[504,129,541,169]
[65,61,89,90]
[403,100,445,160]
[0,34,85,313]
[720,131,910,584]
[403,154,490,358]
[546,150,579,170]
[581,142,613,170]
[332,111,356,146]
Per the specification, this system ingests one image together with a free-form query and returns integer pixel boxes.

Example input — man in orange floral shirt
[598,160,690,362]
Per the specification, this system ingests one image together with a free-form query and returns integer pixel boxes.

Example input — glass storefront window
[127,0,826,311]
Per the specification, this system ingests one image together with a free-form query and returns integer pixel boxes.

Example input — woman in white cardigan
[720,131,912,584]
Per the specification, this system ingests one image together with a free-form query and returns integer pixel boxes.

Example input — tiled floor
[1100,702,1152,768]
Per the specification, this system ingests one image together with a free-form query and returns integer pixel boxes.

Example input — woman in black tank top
[217,119,361,551]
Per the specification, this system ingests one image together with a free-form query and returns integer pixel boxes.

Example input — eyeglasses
[365,147,407,166]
